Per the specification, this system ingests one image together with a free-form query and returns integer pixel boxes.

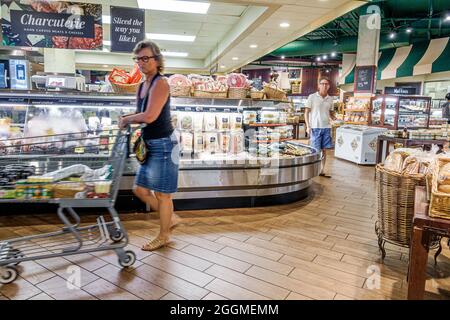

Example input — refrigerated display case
[429,99,448,127]
[0,92,322,210]
[368,95,431,129]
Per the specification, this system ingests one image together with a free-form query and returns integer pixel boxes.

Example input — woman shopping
[119,40,180,251]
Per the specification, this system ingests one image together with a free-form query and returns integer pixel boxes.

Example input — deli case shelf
[368,95,431,129]
[0,92,321,210]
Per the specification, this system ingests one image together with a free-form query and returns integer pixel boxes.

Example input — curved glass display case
[0,92,321,210]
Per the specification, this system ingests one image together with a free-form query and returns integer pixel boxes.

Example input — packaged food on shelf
[178,112,194,130]
[230,114,243,130]
[219,132,231,153]
[180,132,193,152]
[260,111,280,124]
[0,188,16,199]
[193,132,204,153]
[243,111,257,124]
[216,114,230,130]
[230,131,244,154]
[282,143,313,156]
[203,113,217,131]
[204,133,219,154]
[171,112,178,129]
[226,73,248,88]
[192,113,204,131]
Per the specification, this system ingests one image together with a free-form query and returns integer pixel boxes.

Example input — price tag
[185,107,192,111]
[209,108,217,112]
[224,108,231,112]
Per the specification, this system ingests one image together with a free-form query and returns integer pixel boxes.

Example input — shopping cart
[0,129,136,284]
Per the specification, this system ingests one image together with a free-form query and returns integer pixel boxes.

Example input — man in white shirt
[305,77,336,178]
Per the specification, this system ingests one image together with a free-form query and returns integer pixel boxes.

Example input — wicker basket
[250,91,265,99]
[193,89,228,98]
[170,85,192,97]
[110,82,141,94]
[228,87,248,99]
[375,164,426,247]
[263,85,287,101]
[429,157,450,219]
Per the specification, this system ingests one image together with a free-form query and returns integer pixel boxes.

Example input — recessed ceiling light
[162,51,189,57]
[316,57,321,62]
[232,57,239,61]
[146,33,196,42]
[446,15,450,21]
[103,40,111,46]
[323,55,328,60]
[137,0,210,14]
[389,32,396,39]
[220,65,226,69]
[406,28,413,33]
[250,44,258,48]
[281,56,285,59]
[280,22,290,28]
[102,15,110,24]
[331,52,336,57]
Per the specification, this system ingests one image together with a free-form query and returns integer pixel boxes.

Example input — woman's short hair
[133,40,165,74]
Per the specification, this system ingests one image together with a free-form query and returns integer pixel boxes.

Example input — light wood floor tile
[214,236,283,261]
[36,276,96,300]
[93,264,167,300]
[131,263,209,300]
[202,292,228,300]
[0,277,42,300]
[83,278,140,300]
[204,278,269,300]
[28,292,54,300]
[245,237,316,262]
[154,247,213,271]
[205,264,289,300]
[181,245,251,273]
[245,266,336,300]
[160,292,185,300]
[285,292,313,300]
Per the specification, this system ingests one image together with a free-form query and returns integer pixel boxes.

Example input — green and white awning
[342,37,450,84]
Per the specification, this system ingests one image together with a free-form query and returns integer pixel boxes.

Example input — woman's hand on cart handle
[119,116,130,130]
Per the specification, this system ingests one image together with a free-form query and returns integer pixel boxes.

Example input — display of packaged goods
[204,133,219,153]
[192,113,204,131]
[0,188,16,199]
[260,111,280,124]
[203,113,217,131]
[94,181,112,194]
[171,112,178,129]
[180,132,193,152]
[243,111,257,124]
[281,143,313,156]
[219,132,231,153]
[230,113,243,130]
[216,114,230,130]
[178,112,194,130]
[230,131,244,154]
[193,132,204,153]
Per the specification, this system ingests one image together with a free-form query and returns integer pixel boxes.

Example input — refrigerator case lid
[337,125,387,135]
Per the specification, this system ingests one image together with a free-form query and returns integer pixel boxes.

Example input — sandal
[141,237,169,251]
[319,173,332,178]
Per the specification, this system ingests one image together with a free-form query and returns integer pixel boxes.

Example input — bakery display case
[368,95,431,129]
[430,99,448,128]
[0,92,322,210]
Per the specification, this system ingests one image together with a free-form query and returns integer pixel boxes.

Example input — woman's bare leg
[154,192,173,240]
[133,186,159,211]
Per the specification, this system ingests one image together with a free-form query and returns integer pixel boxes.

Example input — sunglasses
[132,55,158,63]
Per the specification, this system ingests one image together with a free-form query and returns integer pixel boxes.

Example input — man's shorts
[310,128,333,151]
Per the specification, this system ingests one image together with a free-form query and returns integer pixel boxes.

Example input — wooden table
[375,136,448,164]
[407,186,450,300]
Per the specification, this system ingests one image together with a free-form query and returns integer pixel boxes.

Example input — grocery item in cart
[53,182,86,199]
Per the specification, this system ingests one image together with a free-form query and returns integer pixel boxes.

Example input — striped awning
[342,37,450,84]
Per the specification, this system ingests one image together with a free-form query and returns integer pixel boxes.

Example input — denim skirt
[135,133,179,194]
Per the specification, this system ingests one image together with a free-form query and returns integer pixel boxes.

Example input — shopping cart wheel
[110,229,125,242]
[118,250,136,268]
[0,266,18,284]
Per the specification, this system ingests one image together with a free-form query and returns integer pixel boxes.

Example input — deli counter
[0,91,321,210]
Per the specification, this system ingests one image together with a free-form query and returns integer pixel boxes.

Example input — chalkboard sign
[385,87,416,95]
[354,66,376,93]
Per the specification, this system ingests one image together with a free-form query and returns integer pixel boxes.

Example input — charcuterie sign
[1,0,102,50]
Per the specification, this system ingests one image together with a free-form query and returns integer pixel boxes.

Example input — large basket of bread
[263,82,287,101]
[227,73,249,99]
[108,65,142,94]
[189,74,228,98]
[375,148,443,247]
[429,156,450,219]
[168,74,192,97]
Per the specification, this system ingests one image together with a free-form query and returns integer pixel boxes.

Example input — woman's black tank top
[137,74,174,140]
